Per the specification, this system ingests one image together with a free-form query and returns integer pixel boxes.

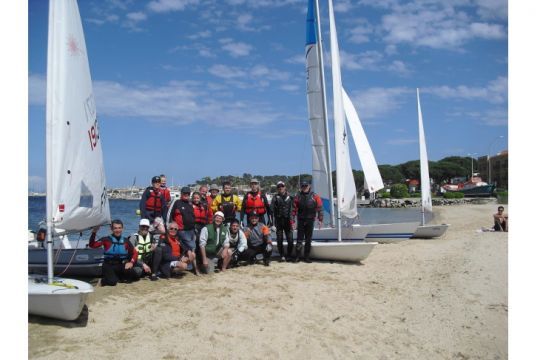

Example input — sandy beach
[28,203,507,359]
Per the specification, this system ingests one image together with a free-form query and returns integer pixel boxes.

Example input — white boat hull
[412,224,450,238]
[28,275,94,321]
[365,222,419,243]
[272,225,376,262]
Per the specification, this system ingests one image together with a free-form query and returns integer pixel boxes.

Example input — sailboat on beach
[301,0,417,254]
[28,0,110,321]
[412,89,449,238]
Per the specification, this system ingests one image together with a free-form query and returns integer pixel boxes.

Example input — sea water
[28,197,425,238]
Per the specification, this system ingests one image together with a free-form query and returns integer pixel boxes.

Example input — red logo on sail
[59,204,65,212]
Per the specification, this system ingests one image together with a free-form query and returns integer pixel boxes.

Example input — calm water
[28,197,425,237]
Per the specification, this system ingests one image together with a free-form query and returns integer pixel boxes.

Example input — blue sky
[28,0,508,190]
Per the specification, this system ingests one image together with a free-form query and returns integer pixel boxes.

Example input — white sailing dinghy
[29,0,111,321]
[278,0,374,262]
[412,89,449,238]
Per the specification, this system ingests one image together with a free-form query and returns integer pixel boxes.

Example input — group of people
[89,175,325,286]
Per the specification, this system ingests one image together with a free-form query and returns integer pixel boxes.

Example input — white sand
[29,203,507,359]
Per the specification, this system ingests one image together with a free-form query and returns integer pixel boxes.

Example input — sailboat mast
[314,0,335,227]
[45,0,56,284]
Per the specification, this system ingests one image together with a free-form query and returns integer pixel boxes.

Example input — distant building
[477,149,508,190]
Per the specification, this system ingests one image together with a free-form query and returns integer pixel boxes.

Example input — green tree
[390,184,409,198]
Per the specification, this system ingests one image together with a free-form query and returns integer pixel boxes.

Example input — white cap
[139,219,150,227]
[214,211,225,219]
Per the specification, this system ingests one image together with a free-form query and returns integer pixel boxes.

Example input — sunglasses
[140,226,150,229]
[169,227,179,231]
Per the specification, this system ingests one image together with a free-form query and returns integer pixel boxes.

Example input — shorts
[179,230,196,251]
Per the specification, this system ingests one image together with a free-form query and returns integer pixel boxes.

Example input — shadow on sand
[28,304,90,328]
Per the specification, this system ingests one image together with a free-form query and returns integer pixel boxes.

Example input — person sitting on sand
[129,218,162,281]
[493,206,508,232]
[158,221,194,278]
[199,211,230,274]
[223,218,248,269]
[90,220,139,286]
[242,211,273,266]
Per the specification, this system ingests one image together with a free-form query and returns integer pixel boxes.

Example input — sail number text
[88,120,99,151]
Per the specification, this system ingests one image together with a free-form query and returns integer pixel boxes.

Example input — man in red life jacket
[291,180,323,263]
[169,187,199,274]
[139,176,167,234]
[160,174,172,206]
[90,220,139,286]
[241,178,273,226]
[192,191,213,274]
[158,221,194,278]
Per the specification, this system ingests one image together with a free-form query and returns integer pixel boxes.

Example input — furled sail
[47,0,111,234]
[305,0,334,218]
[342,88,384,193]
[328,0,357,218]
[417,89,432,214]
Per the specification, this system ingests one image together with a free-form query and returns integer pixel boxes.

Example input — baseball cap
[151,176,161,184]
[214,211,225,219]
[139,219,151,227]
[181,186,191,194]
[277,181,285,187]
[250,178,259,184]
[300,180,311,186]
[210,184,220,191]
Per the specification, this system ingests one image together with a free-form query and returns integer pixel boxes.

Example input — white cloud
[126,12,147,22]
[147,0,199,13]
[208,64,247,79]
[187,30,212,40]
[377,0,507,50]
[426,76,507,104]
[347,87,411,120]
[220,40,253,57]
[29,74,282,129]
[474,0,507,20]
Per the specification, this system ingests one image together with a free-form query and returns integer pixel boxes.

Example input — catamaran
[412,89,449,238]
[29,0,110,321]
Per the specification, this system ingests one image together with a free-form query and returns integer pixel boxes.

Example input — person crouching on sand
[90,220,139,286]
[493,206,508,232]
[199,211,230,274]
[242,211,273,266]
[158,222,194,278]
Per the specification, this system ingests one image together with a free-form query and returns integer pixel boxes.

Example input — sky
[27,0,508,190]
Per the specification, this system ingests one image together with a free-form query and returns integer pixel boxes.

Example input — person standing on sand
[90,220,139,286]
[493,206,508,232]
[241,178,273,226]
[160,174,172,206]
[199,184,212,207]
[192,191,213,274]
[271,181,294,262]
[291,180,323,263]
[212,181,242,225]
[242,211,273,266]
[140,176,167,234]
[129,218,162,281]
[199,211,230,273]
[169,187,199,275]
[159,222,194,278]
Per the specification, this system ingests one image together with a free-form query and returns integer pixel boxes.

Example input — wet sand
[29,203,507,359]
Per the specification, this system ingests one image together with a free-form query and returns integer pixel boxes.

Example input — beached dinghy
[29,0,111,321]
[411,89,449,239]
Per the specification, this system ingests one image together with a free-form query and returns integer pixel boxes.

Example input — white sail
[47,0,110,234]
[305,0,334,220]
[342,88,384,193]
[328,0,357,219]
[417,89,432,216]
